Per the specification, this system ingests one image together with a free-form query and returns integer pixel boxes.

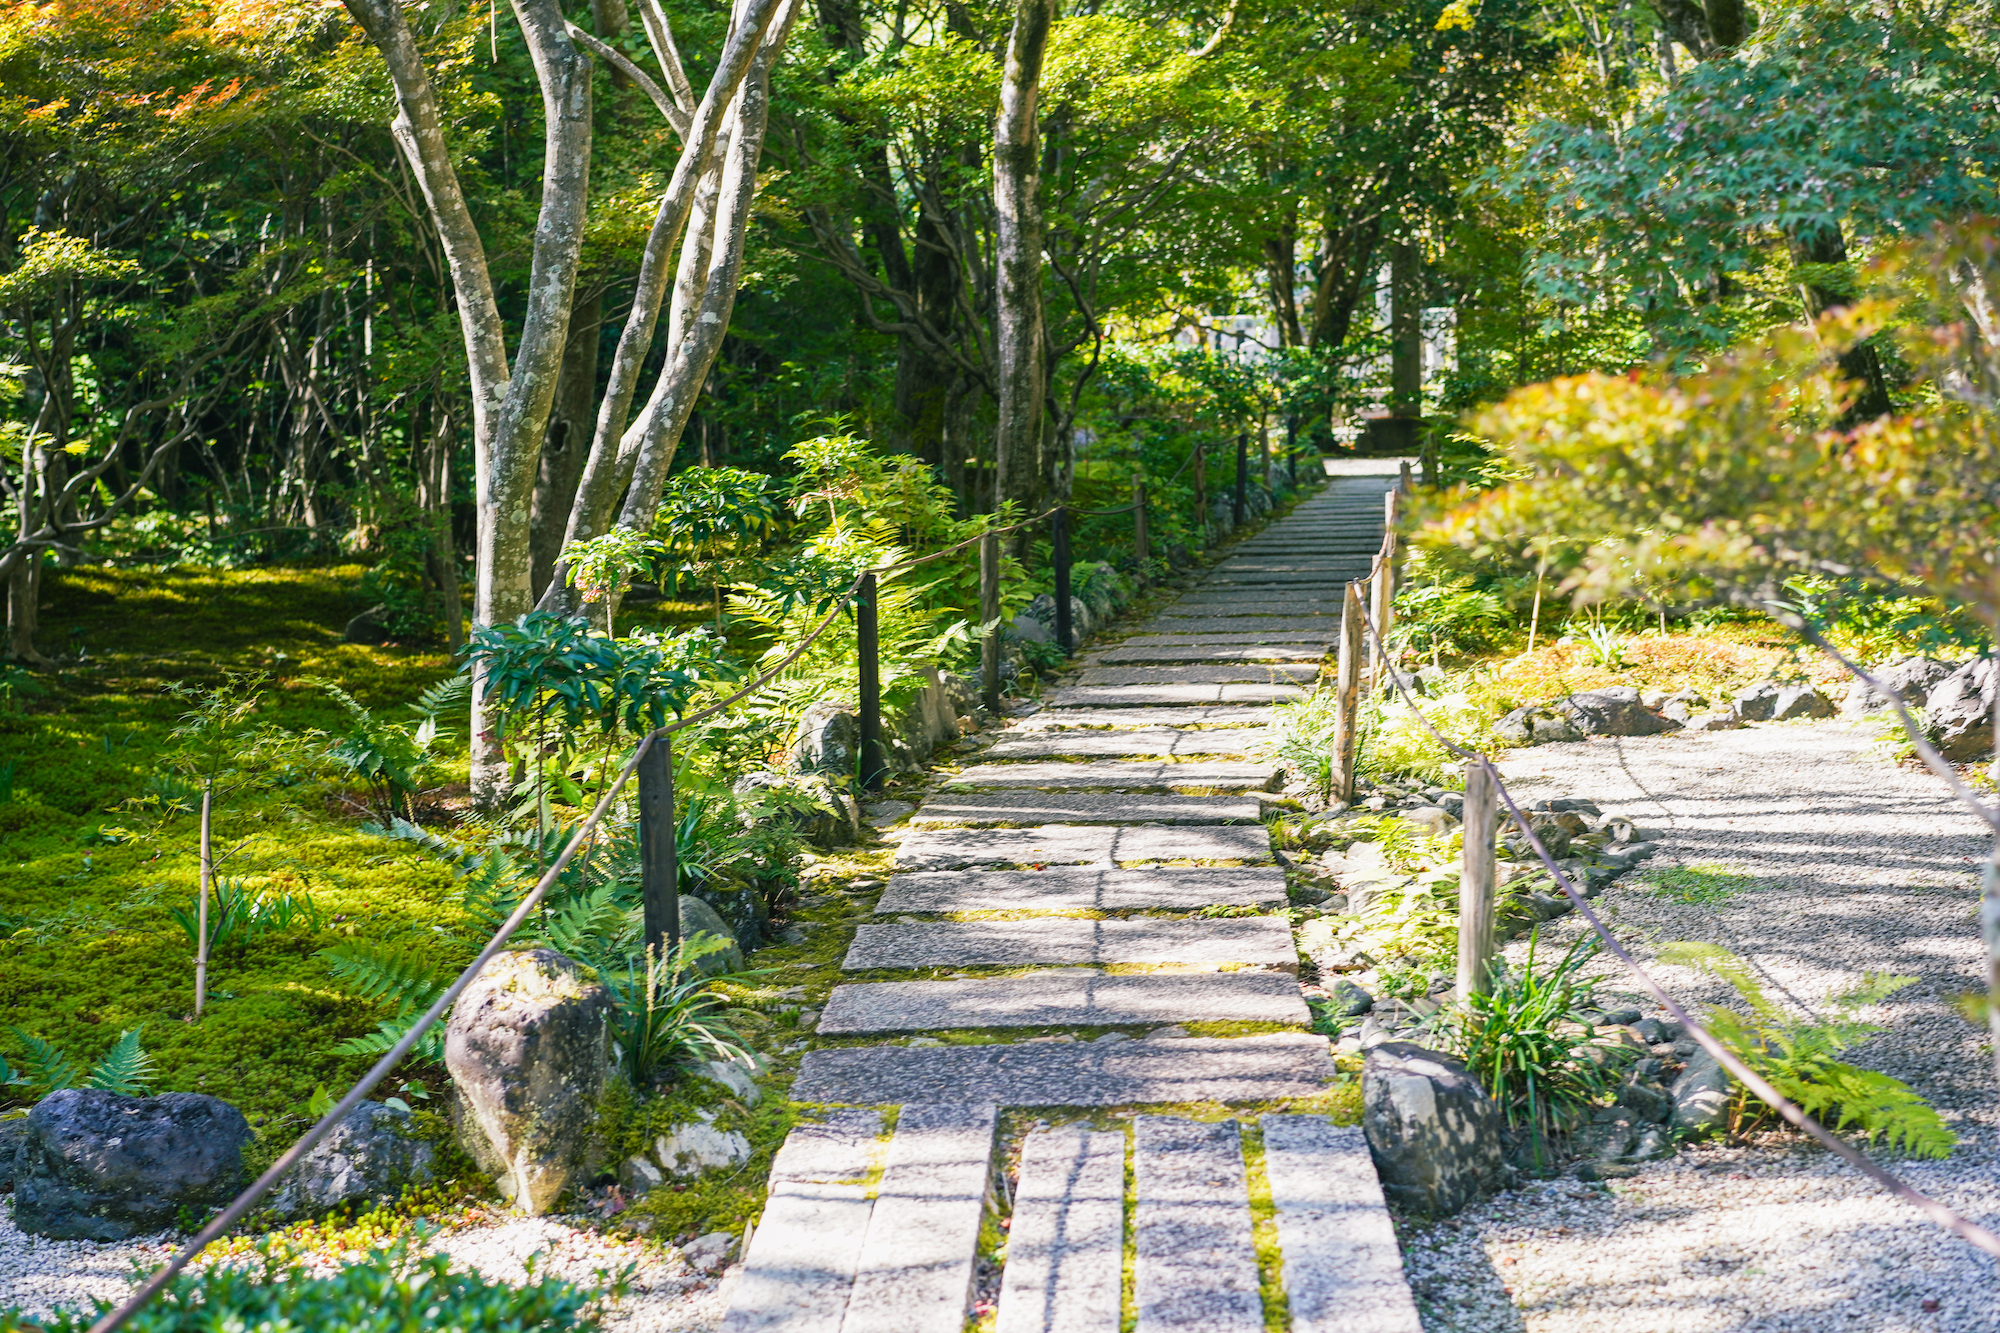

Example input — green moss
[1239,1120,1292,1333]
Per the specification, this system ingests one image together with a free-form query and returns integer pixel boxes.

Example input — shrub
[17,1236,607,1332]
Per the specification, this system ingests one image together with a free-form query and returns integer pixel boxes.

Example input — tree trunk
[1263,201,1302,348]
[1389,240,1422,420]
[530,286,604,600]
[6,555,43,666]
[1308,215,1382,351]
[1787,219,1893,423]
[991,0,1055,516]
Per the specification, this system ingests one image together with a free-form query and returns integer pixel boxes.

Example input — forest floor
[1399,720,2000,1333]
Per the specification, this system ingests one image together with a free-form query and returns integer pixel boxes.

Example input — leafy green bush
[1659,943,1954,1157]
[1447,933,1628,1172]
[19,1236,606,1332]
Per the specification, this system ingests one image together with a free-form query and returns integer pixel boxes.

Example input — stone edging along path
[718,467,1428,1332]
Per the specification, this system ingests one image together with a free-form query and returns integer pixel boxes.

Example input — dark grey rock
[1843,656,1957,715]
[1733,682,1786,721]
[1362,1042,1505,1218]
[1670,1047,1732,1135]
[1558,687,1680,737]
[1573,1108,1638,1161]
[1617,1080,1673,1125]
[1495,705,1584,747]
[1541,798,1603,817]
[0,1117,26,1192]
[341,606,392,645]
[1574,1160,1639,1181]
[13,1090,252,1240]
[268,1101,435,1221]
[1328,980,1375,1017]
[1925,658,1997,761]
[793,700,860,774]
[446,948,613,1214]
[678,896,745,974]
[1631,1018,1670,1044]
[1629,1124,1673,1161]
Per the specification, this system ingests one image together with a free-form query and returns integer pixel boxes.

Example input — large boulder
[1925,658,1997,761]
[792,700,860,775]
[677,895,746,974]
[267,1101,435,1221]
[13,1090,252,1240]
[1843,657,1957,715]
[0,1116,27,1192]
[446,948,613,1214]
[735,770,860,849]
[1362,1041,1506,1218]
[1734,681,1831,723]
[1495,704,1585,747]
[1557,687,1680,737]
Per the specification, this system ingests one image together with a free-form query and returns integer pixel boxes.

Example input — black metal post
[1132,471,1149,567]
[1052,507,1073,654]
[1233,432,1248,527]
[857,572,886,791]
[979,532,1001,713]
[639,733,679,959]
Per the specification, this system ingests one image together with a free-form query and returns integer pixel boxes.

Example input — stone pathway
[722,470,1424,1332]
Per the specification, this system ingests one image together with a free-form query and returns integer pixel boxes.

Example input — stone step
[1142,614,1336,631]
[892,823,1273,871]
[876,866,1288,914]
[1012,706,1273,729]
[722,1109,885,1333]
[793,1033,1337,1106]
[1260,1114,1424,1333]
[1089,644,1324,664]
[1204,567,1366,580]
[817,970,1309,1034]
[994,1128,1126,1333]
[1070,662,1319,686]
[1132,1117,1264,1333]
[841,916,1297,971]
[1167,599,1346,616]
[841,1104,998,1333]
[981,727,1268,759]
[943,760,1280,792]
[1111,632,1334,647]
[1043,684,1303,708]
[911,791,1265,827]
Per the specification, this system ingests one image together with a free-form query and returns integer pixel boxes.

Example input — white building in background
[1174,314,1277,364]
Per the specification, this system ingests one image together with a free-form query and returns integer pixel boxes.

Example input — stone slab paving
[943,760,1280,791]
[1111,630,1335,646]
[1165,599,1346,616]
[1260,1114,1423,1333]
[1140,616,1333,634]
[722,1109,885,1333]
[910,792,1265,827]
[1089,643,1325,664]
[792,1033,1338,1106]
[817,970,1309,1034]
[892,824,1274,870]
[978,727,1267,758]
[994,1128,1126,1333]
[841,916,1298,970]
[874,866,1288,914]
[1042,683,1303,708]
[841,1104,998,1333]
[1131,1117,1264,1333]
[1203,569,1371,584]
[1008,706,1274,730]
[1072,662,1319,686]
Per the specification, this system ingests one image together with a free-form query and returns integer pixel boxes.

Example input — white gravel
[1397,717,2000,1332]
[0,1201,735,1331]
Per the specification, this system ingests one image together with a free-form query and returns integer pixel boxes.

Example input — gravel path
[1401,717,2000,1333]
[0,1201,737,1330]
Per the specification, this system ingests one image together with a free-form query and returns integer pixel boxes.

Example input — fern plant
[4,1026,155,1096]
[1659,942,1955,1158]
[310,678,463,821]
[320,944,452,1063]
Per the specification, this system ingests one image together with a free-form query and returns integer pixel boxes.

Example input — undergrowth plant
[1447,933,1627,1172]
[170,878,323,953]
[1647,863,1754,906]
[309,676,466,821]
[601,936,757,1088]
[1658,943,1955,1157]
[3,1025,154,1096]
[1254,688,1342,802]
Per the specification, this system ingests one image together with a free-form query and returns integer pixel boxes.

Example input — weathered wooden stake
[1287,416,1298,487]
[1372,490,1400,687]
[1193,442,1207,540]
[1233,431,1248,527]
[980,531,1001,712]
[1332,579,1367,803]
[1052,507,1073,653]
[1457,761,1498,1000]
[1132,471,1149,566]
[639,733,680,959]
[857,571,887,790]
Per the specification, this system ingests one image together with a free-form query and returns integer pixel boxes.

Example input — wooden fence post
[980,531,1001,713]
[1233,431,1248,527]
[1372,490,1400,688]
[857,571,887,791]
[639,733,680,959]
[1193,442,1207,541]
[1132,471,1149,566]
[1332,579,1366,803]
[1457,761,1498,999]
[1287,416,1298,487]
[1052,506,1073,653]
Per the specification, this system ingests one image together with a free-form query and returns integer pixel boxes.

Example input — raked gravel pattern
[0,1201,738,1331]
[1397,717,2000,1332]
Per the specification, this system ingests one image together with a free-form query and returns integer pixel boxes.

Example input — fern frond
[361,816,478,870]
[1810,1062,1957,1159]
[8,1028,80,1092]
[1658,941,1779,1020]
[334,1013,446,1063]
[412,675,471,723]
[85,1027,154,1096]
[320,942,451,1009]
[1835,972,1919,1012]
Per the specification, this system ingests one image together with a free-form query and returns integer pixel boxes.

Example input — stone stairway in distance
[722,474,1420,1332]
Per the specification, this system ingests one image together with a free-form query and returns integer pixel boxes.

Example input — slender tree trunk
[1389,240,1423,421]
[530,287,604,600]
[991,0,1055,516]
[1263,201,1302,348]
[195,786,212,1019]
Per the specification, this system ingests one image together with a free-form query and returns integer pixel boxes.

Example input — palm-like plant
[600,936,755,1088]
